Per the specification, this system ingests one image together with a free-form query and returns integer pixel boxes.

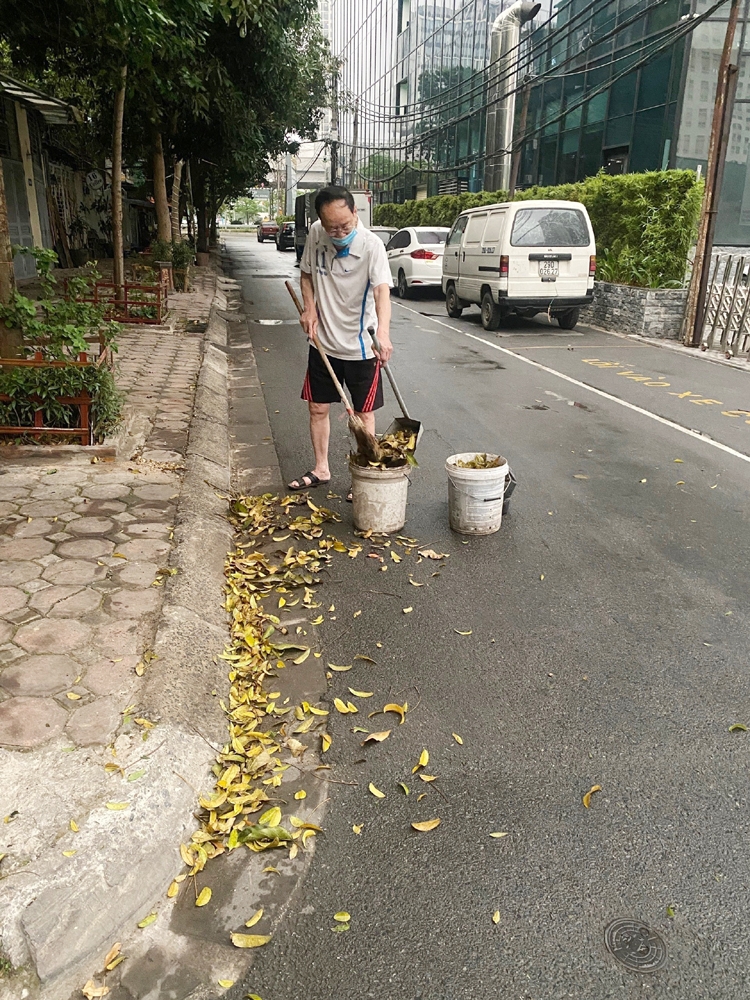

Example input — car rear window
[374,231,394,245]
[416,230,447,245]
[510,208,590,247]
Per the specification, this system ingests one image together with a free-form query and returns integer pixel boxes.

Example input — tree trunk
[152,129,170,242]
[171,158,183,243]
[0,158,16,306]
[209,199,218,247]
[194,170,208,253]
[112,65,127,298]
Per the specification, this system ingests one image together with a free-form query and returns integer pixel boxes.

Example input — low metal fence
[0,352,96,445]
[64,279,165,325]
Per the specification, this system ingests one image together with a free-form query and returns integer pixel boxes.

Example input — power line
[339,0,728,185]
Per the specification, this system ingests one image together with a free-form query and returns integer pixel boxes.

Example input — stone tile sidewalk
[0,263,235,994]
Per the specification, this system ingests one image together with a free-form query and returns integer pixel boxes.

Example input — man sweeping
[288,185,393,498]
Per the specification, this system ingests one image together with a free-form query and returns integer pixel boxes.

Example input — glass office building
[512,0,750,244]
[327,0,551,199]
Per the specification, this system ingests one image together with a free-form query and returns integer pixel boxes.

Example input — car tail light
[589,255,597,276]
[410,249,439,260]
[500,255,509,276]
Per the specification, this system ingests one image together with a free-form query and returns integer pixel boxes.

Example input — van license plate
[538,260,558,280]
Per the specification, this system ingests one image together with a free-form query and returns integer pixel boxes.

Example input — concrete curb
[0,275,238,1000]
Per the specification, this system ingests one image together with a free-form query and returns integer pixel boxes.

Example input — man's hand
[372,328,393,363]
[300,309,318,343]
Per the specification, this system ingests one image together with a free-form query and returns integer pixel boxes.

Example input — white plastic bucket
[350,460,409,533]
[446,453,509,535]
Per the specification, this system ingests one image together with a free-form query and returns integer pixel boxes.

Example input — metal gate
[700,253,750,359]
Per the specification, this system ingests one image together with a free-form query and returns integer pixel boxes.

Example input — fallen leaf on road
[310,615,323,625]
[231,933,271,949]
[293,648,311,664]
[573,474,588,480]
[262,866,279,874]
[582,784,602,809]
[408,578,424,587]
[321,733,331,752]
[640,479,647,484]
[354,654,377,663]
[452,733,463,745]
[403,606,413,613]
[167,881,180,898]
[363,730,390,743]
[368,783,386,798]
[383,702,407,724]
[137,913,158,929]
[218,981,234,989]
[490,832,509,838]
[334,697,350,714]
[70,819,79,832]
[454,630,472,635]
[345,701,359,713]
[105,955,124,972]
[413,748,429,773]
[729,723,748,732]
[82,980,109,999]
[676,481,685,485]
[103,943,121,969]
[62,849,76,857]
[334,911,351,922]
[195,887,212,907]
[66,692,81,701]
[349,688,373,698]
[419,549,449,560]
[419,774,437,782]
[540,574,545,581]
[331,923,350,933]
[390,551,401,563]
[352,824,363,835]
[245,908,263,927]
[106,802,129,811]
[674,458,683,463]
[328,663,352,672]
[411,818,441,832]
[492,910,501,925]
[259,806,282,826]
[666,906,675,918]
[294,790,306,800]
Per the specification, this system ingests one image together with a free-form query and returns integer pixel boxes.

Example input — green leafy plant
[373,170,703,288]
[0,362,122,440]
[0,247,119,360]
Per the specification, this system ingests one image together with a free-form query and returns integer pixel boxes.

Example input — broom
[285,280,381,463]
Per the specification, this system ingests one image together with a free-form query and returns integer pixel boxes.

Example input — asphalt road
[223,233,750,1000]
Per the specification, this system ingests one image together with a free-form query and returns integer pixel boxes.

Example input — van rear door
[507,205,592,300]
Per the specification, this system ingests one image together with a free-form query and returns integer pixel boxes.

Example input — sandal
[288,471,330,492]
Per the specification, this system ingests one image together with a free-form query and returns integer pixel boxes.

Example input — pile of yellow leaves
[350,428,417,470]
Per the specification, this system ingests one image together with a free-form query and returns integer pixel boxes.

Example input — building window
[396,79,408,116]
[698,108,708,126]
[398,0,410,34]
[701,80,710,100]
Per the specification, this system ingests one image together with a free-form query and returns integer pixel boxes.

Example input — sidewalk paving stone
[0,266,226,990]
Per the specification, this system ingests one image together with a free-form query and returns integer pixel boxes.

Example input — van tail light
[410,249,439,260]
[500,255,509,276]
[589,255,597,276]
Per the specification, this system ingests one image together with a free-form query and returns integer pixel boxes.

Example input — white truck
[294,189,372,261]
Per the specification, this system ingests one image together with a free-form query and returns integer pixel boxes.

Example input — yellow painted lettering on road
[643,381,671,387]
[689,398,723,406]
[668,391,702,399]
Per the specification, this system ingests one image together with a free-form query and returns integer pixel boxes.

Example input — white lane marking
[394,302,750,466]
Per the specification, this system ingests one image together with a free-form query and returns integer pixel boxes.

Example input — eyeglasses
[324,223,356,237]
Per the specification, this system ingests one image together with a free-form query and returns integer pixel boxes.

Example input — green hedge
[373,170,702,287]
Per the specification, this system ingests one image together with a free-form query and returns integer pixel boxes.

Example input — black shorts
[301,346,383,413]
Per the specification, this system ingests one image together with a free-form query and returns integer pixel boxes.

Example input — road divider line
[394,302,750,467]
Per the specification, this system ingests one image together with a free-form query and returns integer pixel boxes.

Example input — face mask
[330,228,357,249]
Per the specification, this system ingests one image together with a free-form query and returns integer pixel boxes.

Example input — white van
[442,199,596,330]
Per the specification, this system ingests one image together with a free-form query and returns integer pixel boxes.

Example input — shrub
[372,170,702,288]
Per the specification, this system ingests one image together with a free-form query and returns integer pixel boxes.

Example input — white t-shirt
[300,220,393,361]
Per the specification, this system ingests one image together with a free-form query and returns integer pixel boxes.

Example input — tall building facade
[326,0,550,200]
[513,0,750,244]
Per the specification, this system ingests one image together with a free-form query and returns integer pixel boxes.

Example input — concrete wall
[582,281,687,339]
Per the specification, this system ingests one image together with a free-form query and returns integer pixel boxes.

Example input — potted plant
[68,215,91,267]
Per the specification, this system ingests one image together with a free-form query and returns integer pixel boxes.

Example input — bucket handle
[483,496,504,503]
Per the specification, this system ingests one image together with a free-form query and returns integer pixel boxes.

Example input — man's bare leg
[355,410,375,437]
[309,401,331,480]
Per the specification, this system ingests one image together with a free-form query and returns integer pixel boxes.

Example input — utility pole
[682,0,740,347]
[0,159,16,305]
[330,71,340,185]
[349,99,359,188]
[508,76,532,198]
